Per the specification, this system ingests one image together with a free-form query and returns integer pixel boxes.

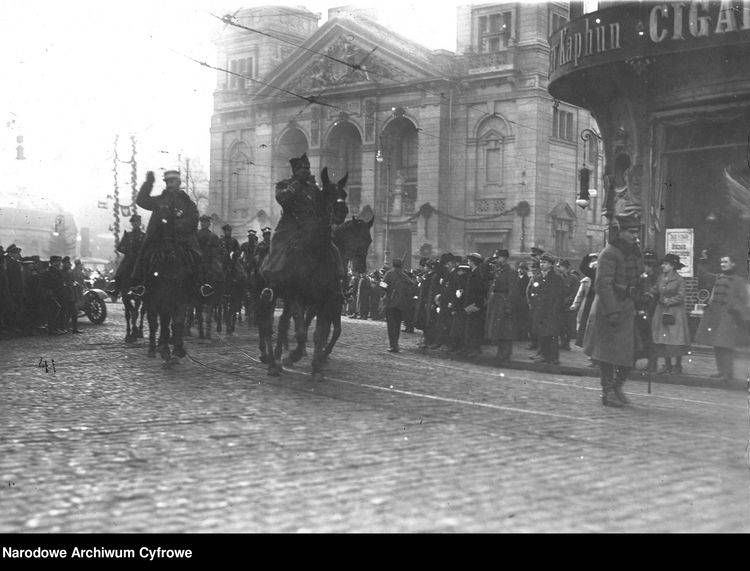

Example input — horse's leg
[172,303,186,359]
[312,314,331,379]
[324,310,342,358]
[123,299,132,341]
[147,308,157,357]
[258,288,281,375]
[158,312,172,361]
[275,301,292,360]
[288,299,308,364]
[137,302,145,338]
[184,304,193,337]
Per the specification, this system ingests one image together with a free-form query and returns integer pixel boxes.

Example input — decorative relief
[475,198,506,214]
[467,51,512,74]
[287,35,400,91]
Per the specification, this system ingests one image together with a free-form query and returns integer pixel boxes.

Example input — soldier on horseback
[197,215,222,283]
[261,153,345,286]
[108,213,145,299]
[219,224,241,269]
[129,170,211,297]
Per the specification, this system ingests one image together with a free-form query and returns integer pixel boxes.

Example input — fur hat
[50,255,62,263]
[289,153,310,172]
[7,244,21,253]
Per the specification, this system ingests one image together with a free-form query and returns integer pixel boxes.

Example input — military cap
[530,246,544,256]
[557,258,570,268]
[439,252,453,265]
[495,249,510,259]
[614,213,642,229]
[467,252,483,264]
[539,253,557,264]
[163,170,181,181]
[289,153,310,171]
[516,261,528,270]
[199,214,211,222]
[247,228,257,235]
[643,250,657,262]
[7,244,21,253]
[261,226,272,233]
[50,255,62,263]
[457,263,471,271]
[661,253,685,270]
[221,224,232,231]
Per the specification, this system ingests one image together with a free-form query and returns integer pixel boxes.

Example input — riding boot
[613,366,631,405]
[600,363,624,408]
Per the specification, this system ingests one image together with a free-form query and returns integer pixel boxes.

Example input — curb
[415,348,746,391]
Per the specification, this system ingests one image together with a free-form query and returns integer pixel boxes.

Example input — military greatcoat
[485,261,523,342]
[694,270,750,349]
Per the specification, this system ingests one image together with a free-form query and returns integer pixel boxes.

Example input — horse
[141,238,195,367]
[119,274,145,342]
[217,251,247,336]
[256,167,348,379]
[302,216,374,359]
[192,255,225,339]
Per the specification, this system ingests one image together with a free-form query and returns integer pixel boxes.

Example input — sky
[0,0,534,214]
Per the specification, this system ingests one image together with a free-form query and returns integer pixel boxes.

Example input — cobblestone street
[1,304,749,532]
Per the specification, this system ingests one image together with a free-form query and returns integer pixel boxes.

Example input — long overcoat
[528,269,563,337]
[583,240,644,367]
[694,271,750,349]
[650,271,690,347]
[485,262,522,342]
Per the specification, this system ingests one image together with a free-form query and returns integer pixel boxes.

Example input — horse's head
[333,216,373,274]
[321,167,349,226]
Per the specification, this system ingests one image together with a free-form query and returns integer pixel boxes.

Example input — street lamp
[376,147,391,267]
[578,128,602,209]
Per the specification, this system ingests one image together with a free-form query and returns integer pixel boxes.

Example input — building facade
[209,3,605,269]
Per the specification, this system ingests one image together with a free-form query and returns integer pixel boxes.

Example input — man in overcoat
[694,254,750,381]
[381,259,417,352]
[529,253,564,364]
[463,253,487,357]
[485,249,522,363]
[583,213,644,407]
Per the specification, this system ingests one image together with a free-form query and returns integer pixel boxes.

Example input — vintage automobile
[77,279,108,324]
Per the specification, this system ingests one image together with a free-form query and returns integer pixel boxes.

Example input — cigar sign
[549,1,750,79]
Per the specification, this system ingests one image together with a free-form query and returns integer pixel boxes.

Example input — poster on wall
[665,228,694,278]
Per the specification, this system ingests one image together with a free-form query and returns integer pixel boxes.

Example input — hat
[662,253,685,270]
[557,258,570,268]
[62,256,71,263]
[614,213,642,230]
[467,252,483,264]
[7,244,21,253]
[495,249,509,258]
[130,213,142,223]
[439,253,453,265]
[540,253,557,264]
[457,263,471,271]
[221,224,232,231]
[199,214,211,222]
[698,248,709,261]
[247,229,257,235]
[516,261,528,270]
[643,249,657,262]
[530,246,544,256]
[163,170,181,181]
[261,226,272,233]
[289,153,310,172]
[50,255,62,263]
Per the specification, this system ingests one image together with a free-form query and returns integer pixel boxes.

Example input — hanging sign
[665,227,694,277]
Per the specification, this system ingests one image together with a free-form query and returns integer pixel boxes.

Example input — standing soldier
[515,261,531,344]
[22,256,45,335]
[485,249,522,363]
[61,256,82,334]
[556,259,580,351]
[528,253,564,365]
[463,253,487,358]
[381,259,417,353]
[42,256,65,335]
[525,260,542,353]
[109,213,145,298]
[219,224,241,268]
[447,261,471,354]
[583,214,644,407]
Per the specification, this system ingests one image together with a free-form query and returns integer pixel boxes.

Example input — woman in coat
[572,253,597,348]
[694,254,750,381]
[649,253,690,374]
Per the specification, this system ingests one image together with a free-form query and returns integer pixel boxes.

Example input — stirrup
[129,285,146,297]
[200,284,215,298]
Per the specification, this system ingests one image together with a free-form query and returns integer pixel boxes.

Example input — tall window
[554,219,570,254]
[475,115,508,199]
[478,11,513,52]
[553,107,574,141]
[229,143,251,199]
[228,57,254,90]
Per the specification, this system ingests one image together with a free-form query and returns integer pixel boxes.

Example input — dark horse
[303,216,374,359]
[120,274,145,342]
[216,251,247,336]
[256,168,348,379]
[142,239,194,366]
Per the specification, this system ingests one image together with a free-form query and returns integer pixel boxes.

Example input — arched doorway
[273,127,308,182]
[379,116,418,215]
[323,121,362,214]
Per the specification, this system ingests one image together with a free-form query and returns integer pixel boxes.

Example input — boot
[613,381,630,405]
[657,358,672,375]
[602,385,625,408]
[673,356,683,375]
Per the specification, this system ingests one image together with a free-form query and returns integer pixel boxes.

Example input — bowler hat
[163,170,181,181]
[662,253,685,270]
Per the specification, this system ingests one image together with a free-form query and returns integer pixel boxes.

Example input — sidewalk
[415,339,750,391]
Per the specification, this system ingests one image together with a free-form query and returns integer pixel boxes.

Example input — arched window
[273,128,308,182]
[379,117,419,214]
[475,115,508,198]
[228,142,251,200]
[324,122,362,213]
